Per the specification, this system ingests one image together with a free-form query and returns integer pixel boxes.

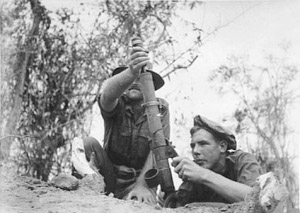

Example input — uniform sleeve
[98,94,123,119]
[235,151,263,187]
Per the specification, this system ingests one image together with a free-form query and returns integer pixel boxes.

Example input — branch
[162,55,198,78]
[201,3,260,44]
[159,41,200,75]
[2,0,46,158]
[0,135,39,141]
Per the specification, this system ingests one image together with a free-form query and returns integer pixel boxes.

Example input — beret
[193,115,237,150]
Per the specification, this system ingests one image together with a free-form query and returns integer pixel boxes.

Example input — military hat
[112,66,164,91]
[193,115,237,150]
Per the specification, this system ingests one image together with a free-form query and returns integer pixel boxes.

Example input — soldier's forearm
[202,171,252,203]
[100,68,138,111]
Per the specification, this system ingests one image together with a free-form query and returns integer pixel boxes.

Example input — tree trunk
[1,0,43,160]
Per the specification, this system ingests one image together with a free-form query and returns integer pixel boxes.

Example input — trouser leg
[83,137,116,194]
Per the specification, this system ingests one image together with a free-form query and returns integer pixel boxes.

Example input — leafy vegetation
[0,0,202,180]
[209,49,299,210]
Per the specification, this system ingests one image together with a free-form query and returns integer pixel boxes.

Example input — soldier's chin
[195,161,208,168]
[127,90,143,100]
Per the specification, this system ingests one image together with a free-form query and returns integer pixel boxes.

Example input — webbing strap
[141,101,160,108]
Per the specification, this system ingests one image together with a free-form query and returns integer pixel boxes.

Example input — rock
[49,174,79,191]
[79,173,105,193]
[257,172,289,213]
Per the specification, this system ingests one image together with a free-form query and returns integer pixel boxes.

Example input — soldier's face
[190,129,225,171]
[125,78,143,101]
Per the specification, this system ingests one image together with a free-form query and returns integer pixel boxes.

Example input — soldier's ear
[219,140,228,153]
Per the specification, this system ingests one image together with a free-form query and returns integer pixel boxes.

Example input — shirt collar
[125,104,134,116]
[125,103,147,124]
[223,151,236,177]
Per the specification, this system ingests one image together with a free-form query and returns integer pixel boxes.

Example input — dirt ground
[0,162,223,213]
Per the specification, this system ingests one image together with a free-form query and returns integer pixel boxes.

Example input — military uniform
[81,94,170,198]
[178,150,262,204]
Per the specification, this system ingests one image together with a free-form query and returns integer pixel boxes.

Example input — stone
[49,173,79,191]
[79,173,105,193]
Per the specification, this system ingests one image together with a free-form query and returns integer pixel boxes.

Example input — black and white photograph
[0,0,299,212]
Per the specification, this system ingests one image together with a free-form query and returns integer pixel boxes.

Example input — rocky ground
[0,162,293,213]
[0,162,223,213]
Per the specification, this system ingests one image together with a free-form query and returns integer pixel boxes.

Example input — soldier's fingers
[129,57,149,67]
[130,46,149,53]
[174,160,185,174]
[130,48,149,58]
[171,156,184,167]
[178,169,184,178]
[145,195,156,205]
